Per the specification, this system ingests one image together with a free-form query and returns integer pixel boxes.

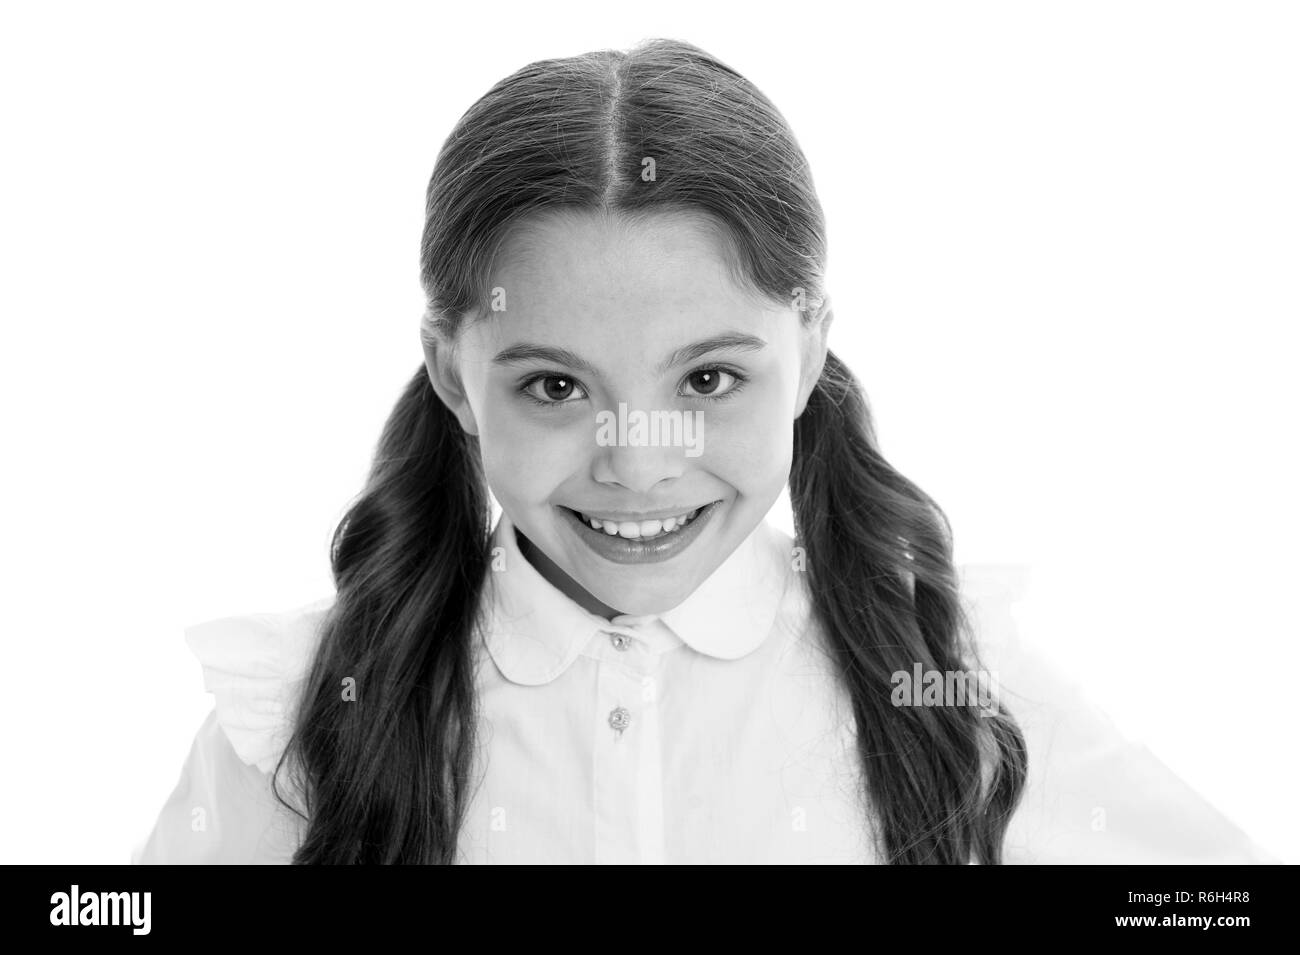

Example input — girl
[135,38,1272,865]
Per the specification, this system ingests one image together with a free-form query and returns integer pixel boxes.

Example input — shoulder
[134,595,334,864]
[133,706,305,864]
[184,594,335,774]
[957,565,1276,863]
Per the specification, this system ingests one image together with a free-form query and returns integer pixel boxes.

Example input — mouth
[557,500,724,564]
[562,504,711,542]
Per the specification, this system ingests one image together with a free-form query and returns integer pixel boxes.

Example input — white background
[1,0,1295,863]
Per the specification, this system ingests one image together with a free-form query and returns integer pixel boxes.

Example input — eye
[519,374,588,407]
[680,367,745,400]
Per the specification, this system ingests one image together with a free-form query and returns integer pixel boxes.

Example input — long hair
[274,38,1027,863]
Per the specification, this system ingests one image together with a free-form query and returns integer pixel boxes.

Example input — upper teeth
[577,507,703,539]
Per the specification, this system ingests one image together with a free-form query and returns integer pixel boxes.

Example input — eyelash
[517,366,749,409]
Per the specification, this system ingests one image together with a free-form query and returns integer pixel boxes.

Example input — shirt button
[608,706,632,731]
[609,632,631,651]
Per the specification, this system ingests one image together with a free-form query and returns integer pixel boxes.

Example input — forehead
[479,210,774,342]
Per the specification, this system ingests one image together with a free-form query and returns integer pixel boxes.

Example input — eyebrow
[492,332,768,376]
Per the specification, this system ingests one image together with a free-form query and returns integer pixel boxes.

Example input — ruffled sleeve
[132,596,334,865]
[183,596,334,773]
[960,566,1278,864]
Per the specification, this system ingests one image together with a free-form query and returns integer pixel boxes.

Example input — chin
[593,580,691,617]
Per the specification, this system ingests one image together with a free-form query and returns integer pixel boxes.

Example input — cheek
[697,382,796,489]
[474,393,592,496]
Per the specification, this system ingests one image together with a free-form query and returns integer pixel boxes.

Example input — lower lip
[561,502,722,565]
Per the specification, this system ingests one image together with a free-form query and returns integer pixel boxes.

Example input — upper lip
[564,502,717,522]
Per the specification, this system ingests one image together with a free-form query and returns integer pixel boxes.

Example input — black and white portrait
[4,2,1292,882]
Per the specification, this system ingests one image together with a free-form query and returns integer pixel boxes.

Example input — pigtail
[272,364,491,863]
[790,349,1028,863]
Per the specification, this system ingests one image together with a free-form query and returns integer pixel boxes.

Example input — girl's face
[427,210,828,617]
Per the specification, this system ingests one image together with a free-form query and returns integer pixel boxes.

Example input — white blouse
[133,511,1275,864]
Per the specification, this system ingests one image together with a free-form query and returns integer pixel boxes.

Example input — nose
[590,431,690,496]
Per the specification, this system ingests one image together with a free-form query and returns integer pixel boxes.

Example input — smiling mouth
[562,505,712,542]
